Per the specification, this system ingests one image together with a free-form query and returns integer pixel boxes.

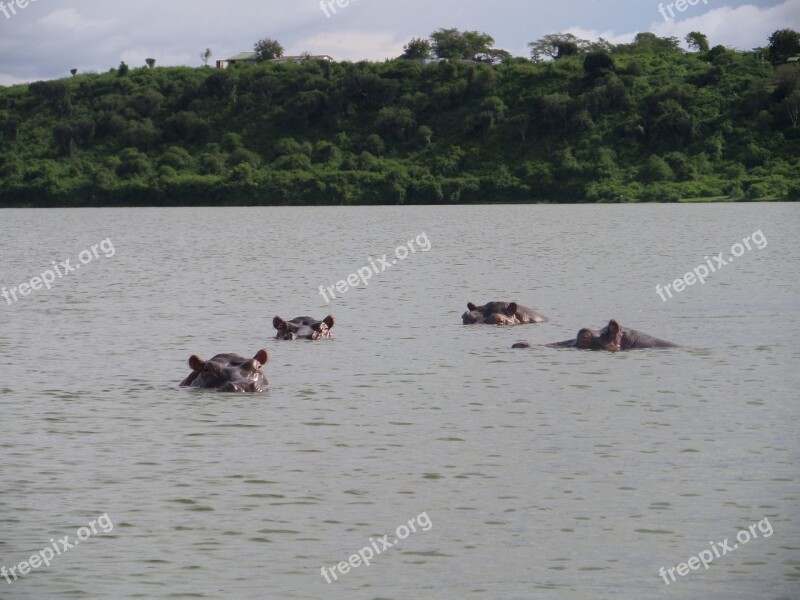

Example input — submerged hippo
[180,349,269,392]
[273,315,335,340]
[462,301,548,325]
[513,319,678,351]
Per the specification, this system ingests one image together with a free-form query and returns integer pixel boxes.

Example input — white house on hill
[216,53,334,69]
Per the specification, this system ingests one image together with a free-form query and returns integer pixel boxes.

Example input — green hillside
[1,32,799,206]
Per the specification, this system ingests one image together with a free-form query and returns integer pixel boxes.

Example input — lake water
[1,203,798,599]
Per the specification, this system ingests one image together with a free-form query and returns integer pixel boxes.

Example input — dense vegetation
[1,30,799,206]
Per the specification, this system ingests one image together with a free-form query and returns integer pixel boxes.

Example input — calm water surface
[1,204,798,599]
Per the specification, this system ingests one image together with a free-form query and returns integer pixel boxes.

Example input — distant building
[271,55,334,64]
[216,52,257,69]
[216,53,334,69]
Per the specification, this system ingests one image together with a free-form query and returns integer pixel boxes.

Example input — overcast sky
[0,0,798,85]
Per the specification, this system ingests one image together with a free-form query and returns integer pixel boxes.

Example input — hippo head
[572,322,622,351]
[180,349,269,392]
[598,320,624,352]
[462,309,485,324]
[464,301,547,325]
[273,315,335,340]
[564,321,623,351]
[463,302,520,325]
[468,301,511,316]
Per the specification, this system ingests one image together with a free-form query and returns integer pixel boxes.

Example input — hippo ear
[253,349,268,365]
[506,302,518,316]
[272,316,286,330]
[323,315,335,329]
[607,320,621,335]
[467,302,477,311]
[188,355,205,371]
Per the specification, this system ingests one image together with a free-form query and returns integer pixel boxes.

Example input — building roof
[273,55,334,62]
[227,52,257,61]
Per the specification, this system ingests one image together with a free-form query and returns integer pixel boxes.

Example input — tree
[29,80,69,110]
[375,107,417,141]
[767,29,800,64]
[638,156,674,183]
[685,31,709,53]
[252,76,276,107]
[254,37,284,61]
[53,124,75,157]
[478,48,511,64]
[556,41,579,58]
[508,114,529,142]
[401,38,432,60]
[539,93,572,128]
[117,61,129,76]
[785,90,800,127]
[145,58,156,69]
[201,48,212,66]
[774,63,800,98]
[584,51,615,74]
[430,28,497,61]
[632,33,681,52]
[528,33,589,62]
[3,116,20,141]
[70,68,78,76]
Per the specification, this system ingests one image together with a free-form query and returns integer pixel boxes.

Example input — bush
[584,51,615,74]
[159,146,194,170]
[116,148,150,177]
[638,156,674,183]
[364,134,385,156]
[273,153,312,170]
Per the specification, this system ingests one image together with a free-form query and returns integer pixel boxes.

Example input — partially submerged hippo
[462,301,548,325]
[273,315,335,340]
[513,319,677,351]
[180,349,269,392]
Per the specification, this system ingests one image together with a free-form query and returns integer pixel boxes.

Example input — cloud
[563,27,637,46]
[561,0,799,51]
[651,0,800,50]
[0,73,35,86]
[37,7,117,32]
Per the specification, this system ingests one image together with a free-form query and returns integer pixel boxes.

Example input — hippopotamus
[512,319,677,351]
[462,301,548,325]
[180,349,269,392]
[273,315,335,340]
